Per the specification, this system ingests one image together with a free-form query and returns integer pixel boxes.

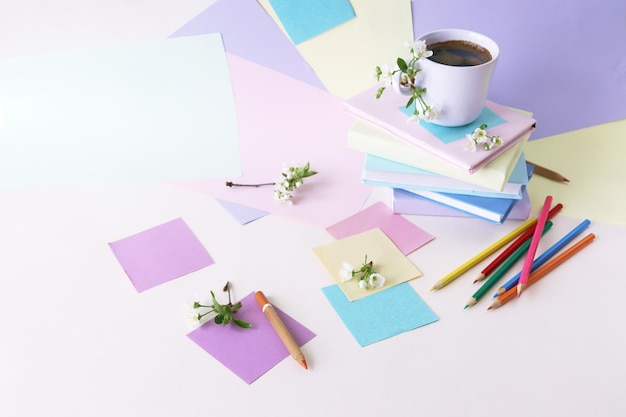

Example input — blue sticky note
[321,283,438,347]
[399,106,506,144]
[269,0,356,44]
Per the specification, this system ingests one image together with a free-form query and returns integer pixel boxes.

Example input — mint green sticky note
[269,0,355,44]
[321,282,438,347]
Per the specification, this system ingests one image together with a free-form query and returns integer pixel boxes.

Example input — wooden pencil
[489,233,595,310]
[474,203,563,283]
[527,160,569,183]
[255,291,308,370]
[430,217,538,290]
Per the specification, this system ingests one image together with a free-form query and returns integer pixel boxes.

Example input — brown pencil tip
[563,177,570,183]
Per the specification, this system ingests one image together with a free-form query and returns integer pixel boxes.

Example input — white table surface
[1,2,625,416]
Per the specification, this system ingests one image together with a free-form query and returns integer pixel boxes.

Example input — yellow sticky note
[525,118,626,225]
[312,228,422,301]
[258,0,413,99]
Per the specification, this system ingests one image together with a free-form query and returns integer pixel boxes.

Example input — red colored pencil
[474,203,563,283]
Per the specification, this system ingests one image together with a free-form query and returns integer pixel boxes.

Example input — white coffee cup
[416,29,499,127]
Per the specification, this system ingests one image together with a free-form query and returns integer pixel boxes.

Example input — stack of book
[344,85,537,224]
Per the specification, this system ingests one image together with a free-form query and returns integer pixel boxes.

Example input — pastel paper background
[525,119,626,226]
[258,0,414,98]
[108,218,215,292]
[0,33,241,189]
[170,0,325,91]
[325,201,434,255]
[269,0,355,44]
[321,283,439,346]
[187,292,316,384]
[411,0,626,139]
[312,228,422,301]
[170,54,373,228]
[216,199,270,225]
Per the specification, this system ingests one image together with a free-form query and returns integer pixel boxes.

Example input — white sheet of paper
[0,33,241,188]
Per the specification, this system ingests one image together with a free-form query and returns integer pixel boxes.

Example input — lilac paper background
[412,0,626,139]
[187,292,316,384]
[170,0,325,90]
[108,218,214,292]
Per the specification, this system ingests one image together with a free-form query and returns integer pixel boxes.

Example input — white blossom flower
[358,279,368,289]
[404,39,432,60]
[368,273,386,289]
[472,127,487,143]
[338,262,355,282]
[377,64,394,87]
[464,135,477,152]
[420,106,438,122]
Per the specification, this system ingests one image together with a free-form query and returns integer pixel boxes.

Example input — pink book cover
[344,85,536,173]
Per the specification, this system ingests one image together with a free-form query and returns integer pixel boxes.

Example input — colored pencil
[527,160,569,183]
[517,195,553,296]
[474,203,563,283]
[489,233,595,310]
[494,219,591,296]
[254,291,308,370]
[430,217,538,290]
[465,221,553,308]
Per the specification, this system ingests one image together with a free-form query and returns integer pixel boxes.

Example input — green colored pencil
[464,220,553,308]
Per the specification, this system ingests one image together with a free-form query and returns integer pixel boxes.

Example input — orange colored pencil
[474,203,563,283]
[488,233,595,310]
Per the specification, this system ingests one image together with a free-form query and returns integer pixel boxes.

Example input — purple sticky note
[325,201,434,255]
[216,198,270,225]
[108,218,214,292]
[187,292,316,384]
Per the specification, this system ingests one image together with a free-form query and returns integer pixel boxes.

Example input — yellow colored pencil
[430,217,538,291]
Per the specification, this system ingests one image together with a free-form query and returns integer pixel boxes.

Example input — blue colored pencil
[494,219,591,296]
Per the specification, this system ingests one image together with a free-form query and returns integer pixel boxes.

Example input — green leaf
[397,58,408,72]
[375,87,386,99]
[214,314,224,324]
[233,319,252,329]
[406,96,415,108]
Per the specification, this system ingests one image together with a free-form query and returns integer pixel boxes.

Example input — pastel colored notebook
[344,85,536,173]
[347,120,529,192]
[362,152,528,199]
[391,187,532,221]
[398,188,521,224]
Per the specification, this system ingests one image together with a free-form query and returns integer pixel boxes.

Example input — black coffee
[427,40,492,67]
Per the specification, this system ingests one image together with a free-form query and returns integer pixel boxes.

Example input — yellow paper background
[258,0,414,99]
[312,228,422,301]
[525,118,626,226]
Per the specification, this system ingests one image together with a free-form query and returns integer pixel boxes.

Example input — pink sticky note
[325,201,434,255]
[109,218,214,292]
[187,292,316,384]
